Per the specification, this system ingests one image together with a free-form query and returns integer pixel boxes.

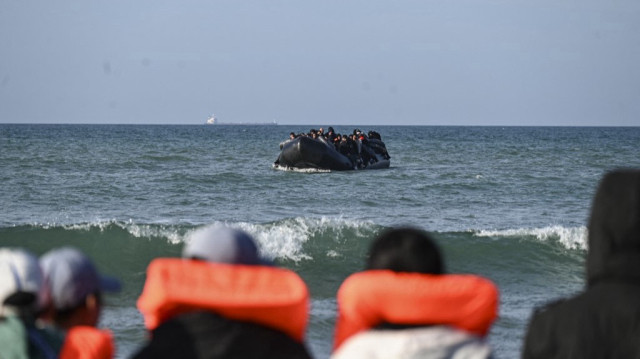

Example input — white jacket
[331,326,493,359]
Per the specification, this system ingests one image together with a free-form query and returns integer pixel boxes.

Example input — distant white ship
[206,114,278,126]
[206,114,217,125]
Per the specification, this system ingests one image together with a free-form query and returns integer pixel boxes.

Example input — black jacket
[522,170,640,359]
[133,311,313,359]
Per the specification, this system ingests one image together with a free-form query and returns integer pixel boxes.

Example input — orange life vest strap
[137,258,309,342]
[334,270,499,349]
[60,326,114,359]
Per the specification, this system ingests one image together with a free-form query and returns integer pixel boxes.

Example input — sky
[1,0,639,126]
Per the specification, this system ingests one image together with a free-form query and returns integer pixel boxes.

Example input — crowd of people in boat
[284,127,391,168]
[2,169,640,358]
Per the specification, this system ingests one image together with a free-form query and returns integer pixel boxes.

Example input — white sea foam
[119,222,184,244]
[475,225,587,250]
[272,164,332,173]
[237,220,314,262]
[250,217,375,261]
[59,219,185,244]
[326,250,340,258]
[35,217,377,262]
[183,217,376,262]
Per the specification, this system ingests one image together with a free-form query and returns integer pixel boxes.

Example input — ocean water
[1,124,639,358]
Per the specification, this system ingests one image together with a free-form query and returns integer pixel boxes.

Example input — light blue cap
[183,226,271,266]
[40,247,121,311]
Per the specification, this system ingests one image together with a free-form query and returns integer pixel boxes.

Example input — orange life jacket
[60,326,114,359]
[334,270,499,350]
[137,258,309,342]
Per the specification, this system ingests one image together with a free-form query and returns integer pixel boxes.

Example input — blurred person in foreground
[0,248,64,359]
[331,227,499,359]
[134,225,312,359]
[40,246,121,359]
[523,169,640,358]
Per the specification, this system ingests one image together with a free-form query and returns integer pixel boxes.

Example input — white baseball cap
[0,248,48,315]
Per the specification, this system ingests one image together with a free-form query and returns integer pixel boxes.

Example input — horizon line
[1,122,638,128]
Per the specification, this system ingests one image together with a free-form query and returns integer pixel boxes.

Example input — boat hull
[276,137,389,171]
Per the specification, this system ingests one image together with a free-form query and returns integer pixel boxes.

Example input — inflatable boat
[274,136,390,171]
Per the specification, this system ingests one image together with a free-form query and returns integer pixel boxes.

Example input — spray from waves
[272,164,332,173]
[188,217,381,262]
[4,221,586,262]
[474,225,587,251]
[2,217,382,263]
[35,220,188,244]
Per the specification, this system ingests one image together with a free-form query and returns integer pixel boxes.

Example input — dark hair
[366,227,444,274]
[54,291,102,325]
[2,291,38,320]
[3,291,36,307]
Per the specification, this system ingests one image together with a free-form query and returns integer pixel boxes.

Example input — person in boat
[0,248,65,359]
[134,225,312,359]
[332,134,342,150]
[338,135,349,156]
[367,130,381,141]
[289,132,296,140]
[357,133,378,165]
[350,134,367,168]
[338,135,359,168]
[331,227,498,359]
[360,130,389,160]
[326,127,337,143]
[523,169,640,359]
[40,247,122,358]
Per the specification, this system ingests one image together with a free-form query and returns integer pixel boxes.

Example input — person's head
[289,132,296,139]
[587,169,640,285]
[40,247,121,329]
[366,227,444,274]
[183,225,272,266]
[0,248,48,318]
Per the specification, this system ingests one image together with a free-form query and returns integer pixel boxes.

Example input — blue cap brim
[258,258,274,266]
[99,275,122,293]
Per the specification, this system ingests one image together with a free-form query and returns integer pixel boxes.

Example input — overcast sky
[1,0,639,126]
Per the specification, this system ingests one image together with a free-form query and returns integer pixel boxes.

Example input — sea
[1,124,639,358]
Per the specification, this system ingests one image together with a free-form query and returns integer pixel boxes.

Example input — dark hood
[587,169,640,286]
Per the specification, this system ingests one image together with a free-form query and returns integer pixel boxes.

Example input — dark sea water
[1,124,639,358]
